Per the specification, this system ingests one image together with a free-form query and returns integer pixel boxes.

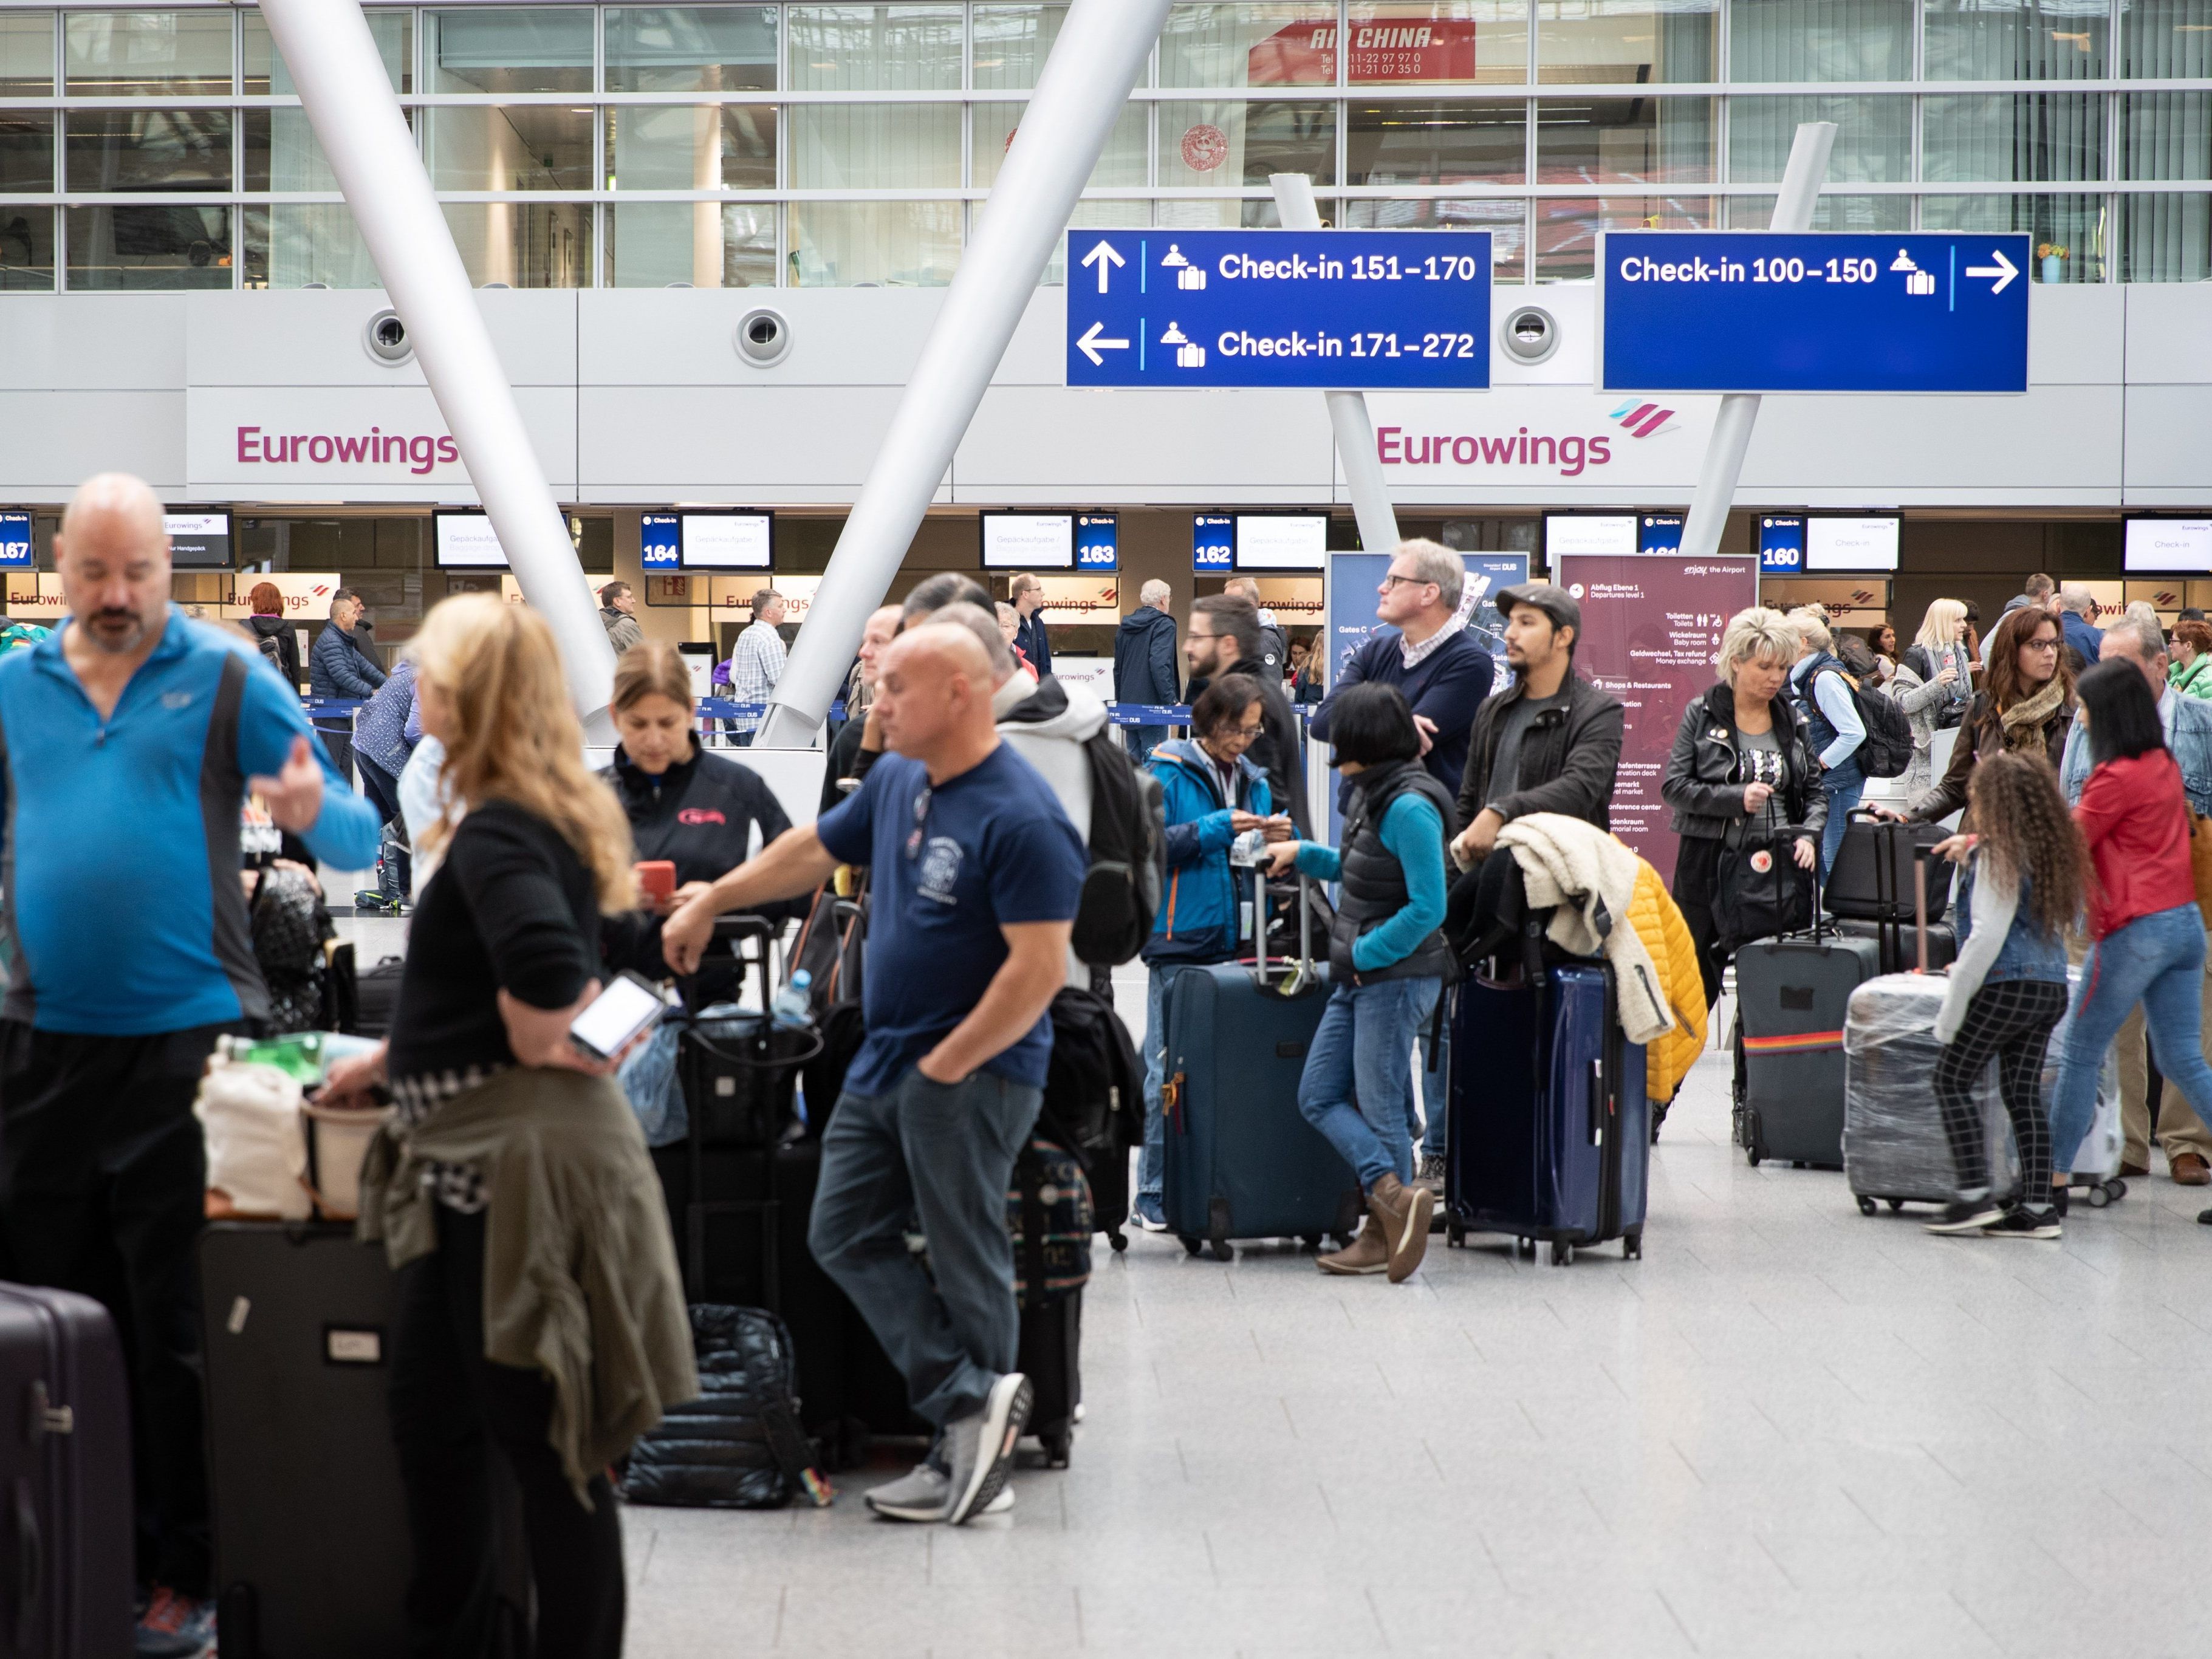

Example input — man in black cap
[1451,581,1623,869]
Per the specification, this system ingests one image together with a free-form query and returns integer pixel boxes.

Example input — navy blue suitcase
[1445,961,1649,1265]
[1160,874,1363,1260]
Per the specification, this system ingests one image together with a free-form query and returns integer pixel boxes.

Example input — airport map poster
[1554,553,1759,874]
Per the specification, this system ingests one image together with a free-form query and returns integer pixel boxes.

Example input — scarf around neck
[1998,675,2066,749]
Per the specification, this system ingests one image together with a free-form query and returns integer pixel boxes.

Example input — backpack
[255,632,286,677]
[1039,985,1142,1240]
[1813,663,1912,779]
[620,1305,829,1510]
[1070,731,1165,966]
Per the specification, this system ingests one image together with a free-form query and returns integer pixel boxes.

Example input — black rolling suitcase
[0,1284,132,1659]
[1827,810,1954,924]
[199,1223,529,1659]
[1009,1138,1091,1467]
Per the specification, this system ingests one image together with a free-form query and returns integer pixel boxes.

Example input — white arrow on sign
[1080,239,1125,295]
[1075,321,1129,366]
[1964,247,2018,295]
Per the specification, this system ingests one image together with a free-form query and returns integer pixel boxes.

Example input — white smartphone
[568,971,669,1063]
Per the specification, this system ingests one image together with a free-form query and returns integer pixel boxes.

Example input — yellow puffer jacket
[1628,861,1709,1106]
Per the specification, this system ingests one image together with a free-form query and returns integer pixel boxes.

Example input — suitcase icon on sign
[1162,321,1205,369]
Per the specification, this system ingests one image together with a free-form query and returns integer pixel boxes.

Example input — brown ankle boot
[1368,1173,1435,1284]
[1316,1219,1389,1276]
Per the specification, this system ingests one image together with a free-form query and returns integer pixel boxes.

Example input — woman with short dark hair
[1264,683,1456,1283]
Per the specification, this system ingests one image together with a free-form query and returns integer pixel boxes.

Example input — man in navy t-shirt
[663,623,1085,1528]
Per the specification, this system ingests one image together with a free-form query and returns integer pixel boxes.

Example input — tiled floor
[621,1004,2212,1659]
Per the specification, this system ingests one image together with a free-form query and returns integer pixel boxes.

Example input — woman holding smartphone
[320,595,691,1659]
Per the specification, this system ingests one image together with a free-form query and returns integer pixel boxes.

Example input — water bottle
[770,970,813,1030]
[218,1030,327,1084]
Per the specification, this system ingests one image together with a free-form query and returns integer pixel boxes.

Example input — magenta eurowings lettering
[235,425,460,476]
[1375,425,1617,477]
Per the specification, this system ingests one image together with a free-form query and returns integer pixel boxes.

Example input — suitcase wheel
[1745,1144,1762,1168]
[1040,1427,1072,1468]
[1209,1238,1234,1263]
[1179,1236,1203,1257]
[1446,1220,1465,1248]
[1107,1226,1128,1253]
[1515,1236,1537,1260]
[1886,1197,1906,1212]
[2086,1182,2115,1209]
[1857,1195,1878,1217]
[1549,1239,1574,1267]
[1623,1229,1643,1261]
[1298,1233,1323,1251]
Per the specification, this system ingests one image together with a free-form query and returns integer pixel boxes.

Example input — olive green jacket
[358,1066,697,1506]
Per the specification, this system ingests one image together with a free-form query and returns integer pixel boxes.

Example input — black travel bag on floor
[1009,1137,1091,1467]
[199,1223,529,1659]
[0,1282,133,1659]
[621,1305,825,1510]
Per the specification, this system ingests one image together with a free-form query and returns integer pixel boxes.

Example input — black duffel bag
[1711,833,1815,954]
[621,1305,827,1510]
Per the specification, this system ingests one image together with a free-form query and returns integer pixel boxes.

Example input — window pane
[1539,0,1715,84]
[244,10,409,94]
[1920,93,2104,182]
[2120,192,2212,279]
[973,3,1066,91]
[974,100,1146,190]
[786,199,960,285]
[1920,191,2106,279]
[245,109,419,192]
[66,111,231,191]
[1161,3,1334,89]
[975,194,1149,283]
[607,202,776,285]
[1537,96,1714,185]
[789,104,960,190]
[428,9,592,95]
[787,5,962,91]
[1728,95,1908,183]
[1924,0,2106,81]
[608,105,775,191]
[1534,193,1713,278]
[605,7,777,92]
[1342,194,1526,277]
[2121,0,2212,77]
[241,204,385,288]
[1347,99,1526,186]
[1354,2,1526,86]
[64,10,232,96]
[440,202,592,286]
[1725,190,1909,227]
[2124,92,2212,180]
[0,208,53,289]
[1730,0,1912,81]
[67,204,230,289]
[0,114,53,192]
[0,14,54,95]
[1159,99,1338,187]
[425,107,595,191]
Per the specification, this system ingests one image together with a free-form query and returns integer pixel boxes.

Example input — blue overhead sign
[1075,514,1118,572]
[1598,232,2031,395]
[1639,513,1685,553]
[640,513,680,572]
[0,513,30,570]
[1193,515,1234,574]
[1759,516,1807,573]
[1066,230,1491,391]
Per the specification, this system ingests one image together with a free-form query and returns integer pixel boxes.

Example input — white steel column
[1270,172,1403,558]
[258,0,616,727]
[756,0,1174,745]
[1677,121,1838,562]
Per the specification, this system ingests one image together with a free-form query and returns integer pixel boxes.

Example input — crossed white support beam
[259,0,616,730]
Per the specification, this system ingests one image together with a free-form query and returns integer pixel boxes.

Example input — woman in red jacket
[2049,658,2212,1192]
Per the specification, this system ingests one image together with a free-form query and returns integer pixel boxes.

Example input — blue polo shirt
[0,608,382,1034]
[815,742,1086,1094]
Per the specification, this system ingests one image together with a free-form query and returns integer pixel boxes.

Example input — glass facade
[0,0,2199,290]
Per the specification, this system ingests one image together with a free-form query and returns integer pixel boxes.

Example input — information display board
[2125,519,2212,575]
[1555,553,1761,871]
[1235,514,1327,572]
[1075,514,1120,572]
[166,511,233,570]
[1193,515,1235,574]
[1759,516,1807,573]
[982,512,1075,570]
[680,511,772,572]
[433,511,505,569]
[641,513,681,573]
[0,512,30,570]
[1806,516,1900,572]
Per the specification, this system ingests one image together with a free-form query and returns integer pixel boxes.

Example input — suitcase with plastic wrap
[1160,870,1363,1260]
[1445,955,1648,1266]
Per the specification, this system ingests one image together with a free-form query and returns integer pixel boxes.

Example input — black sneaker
[1983,1207,2062,1240]
[1924,1199,2005,1235]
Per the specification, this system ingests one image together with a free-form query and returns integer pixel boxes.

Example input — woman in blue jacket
[1265,683,1456,1284]
[1134,676,1291,1230]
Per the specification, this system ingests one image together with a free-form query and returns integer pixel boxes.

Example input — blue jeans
[808,1067,1041,1428]
[1129,725,1168,765]
[2051,904,2212,1173]
[1296,977,1442,1191]
[1819,767,1864,882]
[1137,963,1177,1218]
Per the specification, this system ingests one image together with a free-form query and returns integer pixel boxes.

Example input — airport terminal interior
[5,0,2212,1656]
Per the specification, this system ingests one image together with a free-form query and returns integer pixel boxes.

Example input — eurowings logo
[1609,401,1679,439]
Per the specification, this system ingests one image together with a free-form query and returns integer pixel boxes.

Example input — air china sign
[235,425,459,477]
[1252,20,1479,83]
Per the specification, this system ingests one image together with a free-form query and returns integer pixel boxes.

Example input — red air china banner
[1553,555,1760,875]
[1250,18,1480,84]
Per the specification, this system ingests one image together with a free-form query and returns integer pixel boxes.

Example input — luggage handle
[1247,866,1316,996]
[1587,1056,1604,1148]
[1912,843,1932,974]
[1772,823,1823,944]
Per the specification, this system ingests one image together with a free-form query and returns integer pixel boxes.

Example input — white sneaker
[943,1372,1031,1525]
[863,1463,1015,1523]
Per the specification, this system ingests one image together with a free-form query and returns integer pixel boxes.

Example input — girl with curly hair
[1925,751,2089,1240]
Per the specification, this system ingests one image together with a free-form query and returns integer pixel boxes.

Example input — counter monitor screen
[1544,515,1637,558]
[640,513,681,573]
[1075,514,1119,572]
[2125,518,2212,575]
[0,512,30,571]
[1193,515,1234,574]
[1806,516,1900,572]
[1233,514,1325,572]
[981,513,1074,570]
[1759,515,1807,573]
[434,511,507,569]
[680,511,773,571]
[166,511,231,570]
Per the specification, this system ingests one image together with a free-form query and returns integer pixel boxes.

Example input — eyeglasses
[2022,637,2061,652]
[1380,573,1433,590]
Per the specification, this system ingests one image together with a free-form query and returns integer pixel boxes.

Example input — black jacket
[1331,761,1458,986]
[1112,605,1180,709]
[1188,655,1308,836]
[1661,682,1829,845]
[1015,612,1053,679]
[246,613,301,691]
[604,745,800,926]
[1457,671,1625,833]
